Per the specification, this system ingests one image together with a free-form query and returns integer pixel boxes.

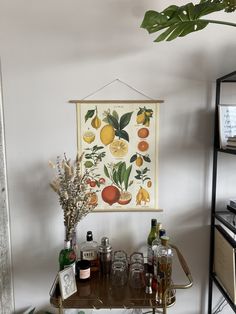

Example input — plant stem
[203,19,236,27]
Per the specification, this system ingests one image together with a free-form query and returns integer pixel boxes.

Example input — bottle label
[81,250,97,261]
[80,268,90,280]
[147,245,153,265]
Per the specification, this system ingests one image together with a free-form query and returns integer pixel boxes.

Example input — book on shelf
[214,225,236,304]
[227,141,236,147]
[227,136,236,142]
[218,104,236,148]
[226,145,236,150]
[230,199,236,209]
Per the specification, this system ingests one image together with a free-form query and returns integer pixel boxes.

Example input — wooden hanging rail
[69,100,164,104]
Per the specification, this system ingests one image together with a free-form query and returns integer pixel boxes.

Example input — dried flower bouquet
[49,153,101,241]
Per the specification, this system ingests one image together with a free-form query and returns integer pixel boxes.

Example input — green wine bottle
[59,240,76,272]
[147,218,157,272]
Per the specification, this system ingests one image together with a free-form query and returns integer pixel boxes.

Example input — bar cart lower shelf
[50,245,193,314]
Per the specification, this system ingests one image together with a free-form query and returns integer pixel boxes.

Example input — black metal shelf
[211,273,236,312]
[208,70,236,314]
[215,211,236,234]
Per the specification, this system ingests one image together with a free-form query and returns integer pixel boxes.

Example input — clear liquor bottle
[156,236,173,305]
[80,231,99,272]
[59,240,76,272]
[147,219,157,272]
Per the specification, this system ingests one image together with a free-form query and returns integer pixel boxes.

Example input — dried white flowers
[49,153,100,241]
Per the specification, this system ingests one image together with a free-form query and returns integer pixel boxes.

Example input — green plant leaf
[141,1,232,42]
[130,154,137,163]
[120,112,133,129]
[104,165,110,179]
[124,165,132,191]
[85,110,95,122]
[135,175,141,179]
[84,161,94,168]
[107,114,119,129]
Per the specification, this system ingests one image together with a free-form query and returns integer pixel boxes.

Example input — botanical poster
[77,102,159,211]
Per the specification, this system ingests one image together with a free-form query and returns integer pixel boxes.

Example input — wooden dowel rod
[69,100,164,104]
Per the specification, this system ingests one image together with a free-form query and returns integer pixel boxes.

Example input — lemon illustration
[91,115,101,129]
[100,124,115,146]
[109,139,128,157]
[83,131,95,144]
[136,112,145,124]
[135,156,143,167]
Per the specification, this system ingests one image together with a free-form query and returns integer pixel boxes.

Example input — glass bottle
[147,219,158,272]
[156,236,173,305]
[80,231,99,272]
[152,226,165,290]
[59,240,76,273]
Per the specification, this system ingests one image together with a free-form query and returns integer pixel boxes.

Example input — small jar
[76,260,91,280]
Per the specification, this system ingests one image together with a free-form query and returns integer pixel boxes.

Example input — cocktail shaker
[98,237,112,275]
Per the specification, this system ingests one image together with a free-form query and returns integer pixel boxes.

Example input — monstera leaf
[141,0,236,42]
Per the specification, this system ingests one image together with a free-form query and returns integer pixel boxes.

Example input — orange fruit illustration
[118,191,132,205]
[87,192,98,206]
[147,180,152,188]
[138,141,149,152]
[101,185,120,206]
[135,156,143,167]
[137,128,149,138]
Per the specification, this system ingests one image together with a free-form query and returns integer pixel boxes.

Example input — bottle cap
[161,236,169,246]
[159,229,166,238]
[99,237,112,253]
[86,231,93,241]
[151,219,157,227]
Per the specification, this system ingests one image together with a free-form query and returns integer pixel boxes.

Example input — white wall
[1,1,236,313]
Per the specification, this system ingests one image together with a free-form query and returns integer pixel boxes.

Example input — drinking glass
[129,262,145,289]
[113,250,128,267]
[111,261,128,287]
[130,252,144,265]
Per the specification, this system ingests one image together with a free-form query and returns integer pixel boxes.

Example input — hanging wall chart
[69,99,163,212]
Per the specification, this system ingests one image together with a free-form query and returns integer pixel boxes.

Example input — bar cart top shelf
[50,244,193,312]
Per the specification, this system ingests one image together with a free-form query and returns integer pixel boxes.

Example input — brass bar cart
[50,244,193,313]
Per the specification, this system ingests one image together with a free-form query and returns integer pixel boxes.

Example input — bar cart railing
[50,244,193,314]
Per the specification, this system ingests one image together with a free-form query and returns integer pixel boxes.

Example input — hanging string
[81,78,154,100]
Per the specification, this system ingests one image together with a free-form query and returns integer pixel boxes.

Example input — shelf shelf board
[214,211,236,234]
[217,148,236,155]
[211,273,236,312]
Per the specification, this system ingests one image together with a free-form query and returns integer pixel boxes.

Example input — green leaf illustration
[120,162,126,183]
[143,155,151,162]
[142,167,149,174]
[84,161,94,168]
[112,110,119,121]
[107,114,119,129]
[130,154,137,163]
[124,165,132,191]
[116,129,129,142]
[135,175,141,180]
[112,171,119,185]
[120,112,133,130]
[117,162,124,185]
[85,110,95,122]
[104,165,110,178]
